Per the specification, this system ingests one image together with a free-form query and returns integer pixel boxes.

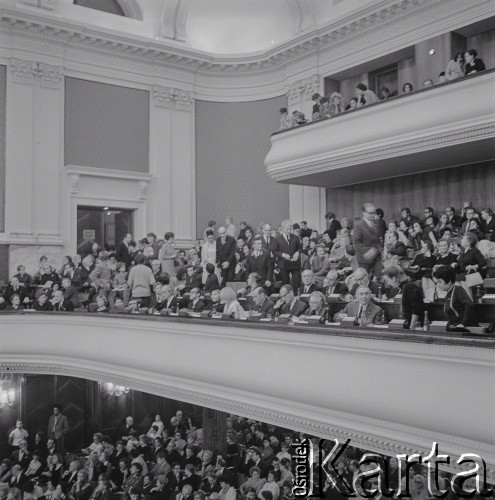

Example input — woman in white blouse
[201,230,221,285]
[220,287,244,319]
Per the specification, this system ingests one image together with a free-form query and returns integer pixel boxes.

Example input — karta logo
[292,439,494,498]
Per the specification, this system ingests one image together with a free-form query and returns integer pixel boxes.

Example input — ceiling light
[103,206,109,210]
[429,49,435,55]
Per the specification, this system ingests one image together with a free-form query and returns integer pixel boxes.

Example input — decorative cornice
[66,165,152,182]
[10,57,38,84]
[68,173,80,194]
[138,180,149,200]
[152,85,194,110]
[0,0,468,73]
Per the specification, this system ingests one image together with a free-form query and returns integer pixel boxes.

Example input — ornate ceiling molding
[0,0,461,73]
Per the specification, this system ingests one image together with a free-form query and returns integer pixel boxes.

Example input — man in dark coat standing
[216,226,237,285]
[273,220,302,289]
[353,203,383,278]
[47,404,70,454]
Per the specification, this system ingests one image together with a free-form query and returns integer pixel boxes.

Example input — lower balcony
[265,70,495,187]
[0,312,493,479]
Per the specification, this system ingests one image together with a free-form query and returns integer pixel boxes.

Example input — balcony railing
[1,311,494,477]
[265,69,495,187]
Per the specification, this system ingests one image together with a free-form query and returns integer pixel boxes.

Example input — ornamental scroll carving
[287,75,319,104]
[152,85,194,110]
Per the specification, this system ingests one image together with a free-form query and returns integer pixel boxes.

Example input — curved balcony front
[0,312,494,477]
[265,70,495,187]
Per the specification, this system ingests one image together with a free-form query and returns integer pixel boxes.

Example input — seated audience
[251,288,275,318]
[273,285,307,317]
[219,287,244,319]
[445,51,464,80]
[300,291,328,320]
[335,286,384,324]
[345,97,358,110]
[328,93,345,116]
[402,82,413,93]
[355,83,379,107]
[382,265,425,329]
[186,289,206,313]
[464,48,486,75]
[457,232,486,299]
[433,266,477,327]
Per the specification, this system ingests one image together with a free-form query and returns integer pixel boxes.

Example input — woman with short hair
[219,287,244,319]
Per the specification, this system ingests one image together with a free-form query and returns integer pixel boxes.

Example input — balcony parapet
[0,312,494,477]
[265,70,495,187]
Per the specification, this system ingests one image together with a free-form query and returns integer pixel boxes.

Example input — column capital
[287,74,320,104]
[38,63,65,89]
[152,85,175,107]
[152,85,194,110]
[10,58,38,85]
[175,89,194,111]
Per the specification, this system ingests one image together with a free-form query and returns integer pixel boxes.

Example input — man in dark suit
[324,212,342,241]
[115,233,133,269]
[445,206,463,229]
[51,290,74,311]
[335,286,384,324]
[300,221,312,239]
[4,276,30,306]
[251,287,275,318]
[205,287,224,314]
[10,440,31,468]
[273,220,302,289]
[216,226,237,285]
[9,465,28,489]
[47,404,70,454]
[155,285,179,312]
[298,270,320,296]
[261,223,277,257]
[321,270,348,297]
[245,237,273,288]
[186,288,206,312]
[273,285,307,317]
[353,203,383,278]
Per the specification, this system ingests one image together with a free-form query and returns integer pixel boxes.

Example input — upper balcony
[265,70,495,187]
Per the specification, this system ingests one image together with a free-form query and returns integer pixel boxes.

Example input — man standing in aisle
[353,203,383,278]
[216,227,236,285]
[273,220,302,289]
[47,404,70,454]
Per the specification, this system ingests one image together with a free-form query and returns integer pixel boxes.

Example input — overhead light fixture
[103,206,109,210]
[429,49,435,55]
[0,374,16,407]
[104,382,130,397]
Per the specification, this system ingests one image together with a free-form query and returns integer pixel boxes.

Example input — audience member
[445,51,464,80]
[464,48,486,75]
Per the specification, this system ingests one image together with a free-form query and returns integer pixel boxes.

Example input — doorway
[77,206,133,255]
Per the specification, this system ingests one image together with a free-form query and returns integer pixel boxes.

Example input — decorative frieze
[287,74,319,104]
[10,58,38,84]
[10,59,64,88]
[152,85,194,110]
[38,63,64,89]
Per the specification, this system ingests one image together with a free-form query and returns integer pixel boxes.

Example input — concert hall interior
[0,0,494,499]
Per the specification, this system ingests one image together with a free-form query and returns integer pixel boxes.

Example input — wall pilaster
[150,85,195,245]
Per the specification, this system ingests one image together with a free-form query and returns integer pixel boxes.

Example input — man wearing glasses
[353,203,383,278]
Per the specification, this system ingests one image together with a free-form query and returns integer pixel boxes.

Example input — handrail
[1,310,494,348]
[271,68,495,137]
